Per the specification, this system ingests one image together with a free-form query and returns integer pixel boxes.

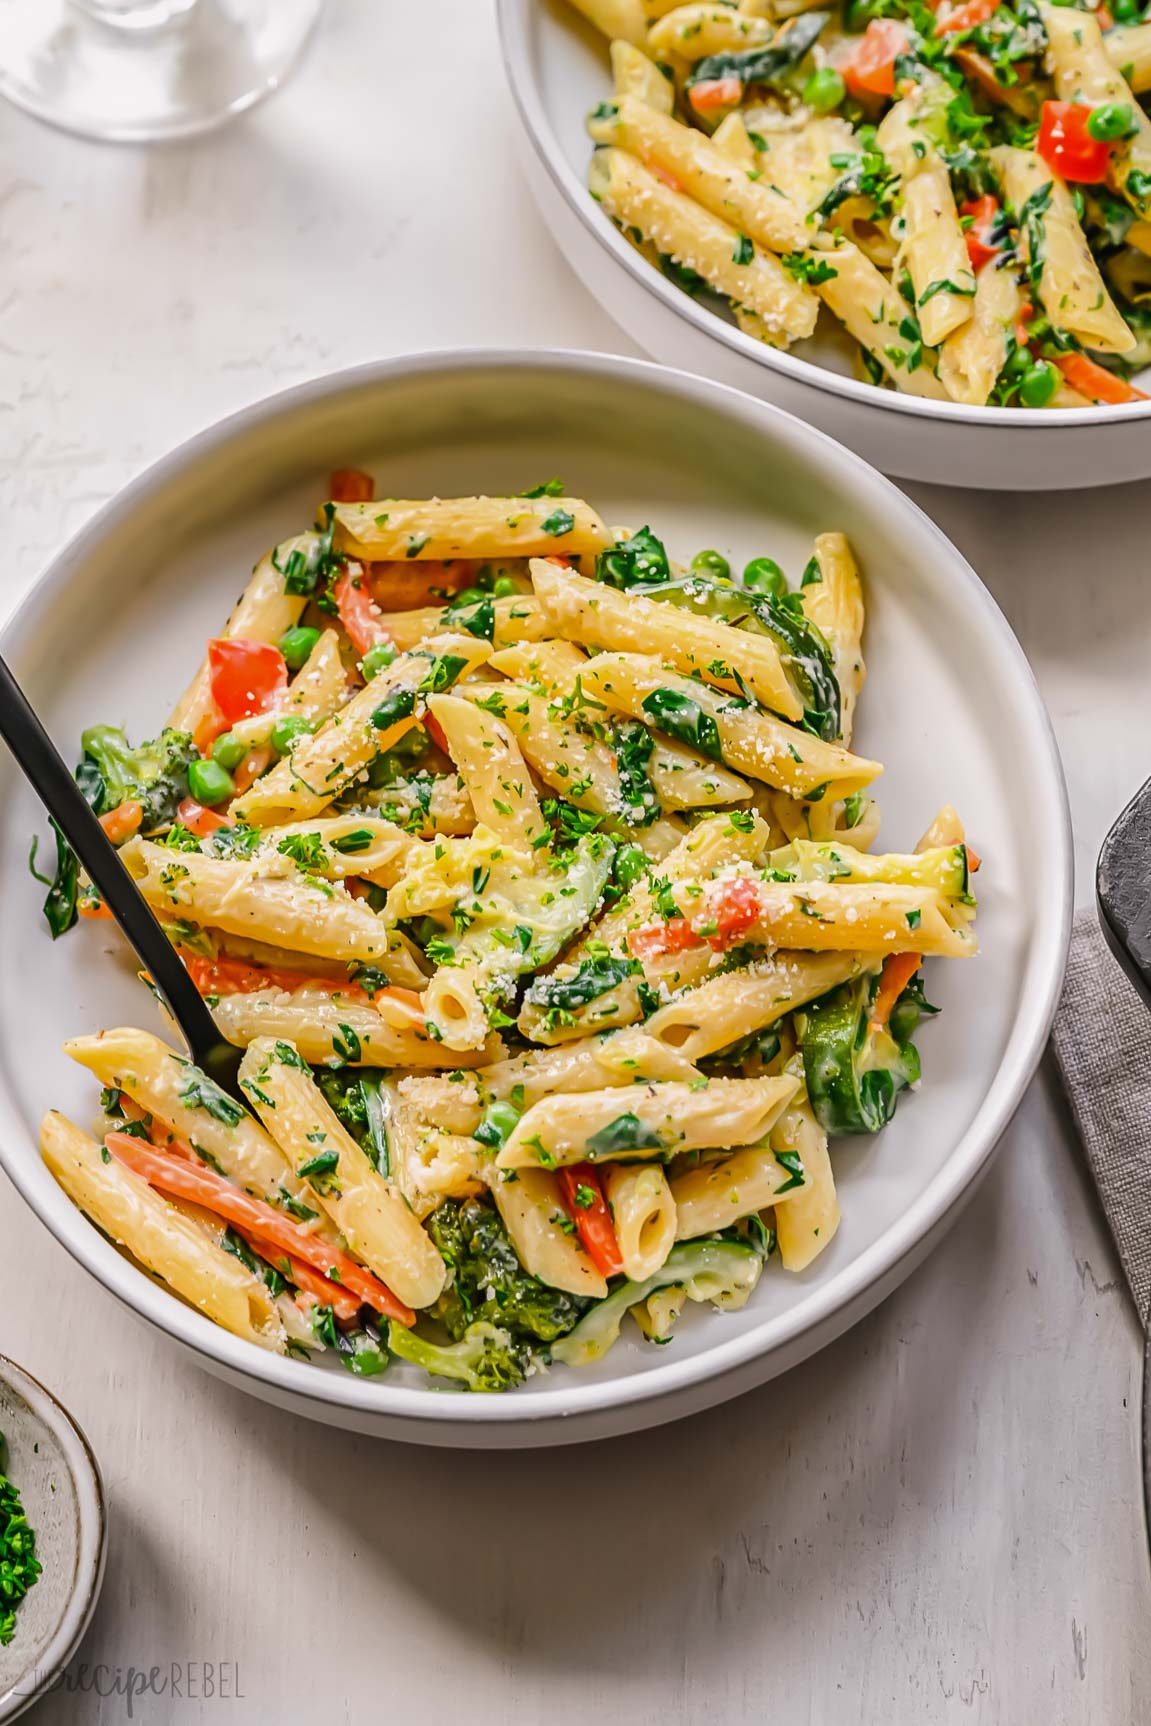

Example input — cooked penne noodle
[588,147,819,343]
[211,987,496,1068]
[487,1169,610,1298]
[567,0,647,43]
[809,240,950,398]
[939,261,1024,408]
[497,1075,800,1169]
[801,532,865,746]
[577,653,882,799]
[119,839,395,964]
[772,1094,840,1271]
[643,951,865,1060]
[238,1039,446,1309]
[426,693,547,850]
[646,3,774,60]
[992,146,1135,354]
[331,496,612,563]
[589,94,809,253]
[612,37,676,110]
[877,94,975,348]
[603,1163,677,1280]
[531,558,803,719]
[670,1138,808,1238]
[42,1111,288,1351]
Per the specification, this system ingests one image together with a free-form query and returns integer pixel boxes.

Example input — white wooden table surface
[1,4,1148,1721]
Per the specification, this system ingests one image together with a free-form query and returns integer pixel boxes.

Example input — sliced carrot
[333,565,389,657]
[364,558,480,612]
[424,712,449,755]
[558,1164,624,1279]
[937,0,1001,34]
[105,1131,414,1324]
[689,75,743,113]
[329,468,375,504]
[176,797,235,837]
[627,917,706,964]
[707,877,761,951]
[113,1104,362,1322]
[843,19,908,97]
[870,951,922,1033]
[233,1226,362,1325]
[99,800,143,844]
[182,952,367,1003]
[1055,352,1149,404]
[966,846,982,873]
[79,899,113,920]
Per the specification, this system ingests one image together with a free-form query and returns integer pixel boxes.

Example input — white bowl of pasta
[0,350,1070,1445]
[498,0,1151,489]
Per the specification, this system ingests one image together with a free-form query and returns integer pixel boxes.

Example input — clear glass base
[0,0,325,142]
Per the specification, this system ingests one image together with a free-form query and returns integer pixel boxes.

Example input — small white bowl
[497,0,1151,490]
[0,350,1071,1446]
[0,1359,106,1723]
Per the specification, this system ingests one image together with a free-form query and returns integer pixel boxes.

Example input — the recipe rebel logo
[22,1660,245,1714]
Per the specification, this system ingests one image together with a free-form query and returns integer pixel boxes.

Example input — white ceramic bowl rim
[496,0,1151,432]
[0,347,1073,1429]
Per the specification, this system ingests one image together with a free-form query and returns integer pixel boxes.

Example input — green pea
[803,66,846,113]
[690,549,731,581]
[1019,360,1058,408]
[187,758,235,807]
[492,575,518,598]
[1113,0,1143,22]
[270,715,316,754]
[277,625,321,671]
[742,556,787,598]
[211,731,248,772]
[361,640,397,680]
[1087,101,1135,141]
[474,1099,522,1149]
[1005,344,1032,378]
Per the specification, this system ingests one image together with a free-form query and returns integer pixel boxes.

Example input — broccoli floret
[387,1320,529,1392]
[80,724,198,832]
[426,1198,588,1344]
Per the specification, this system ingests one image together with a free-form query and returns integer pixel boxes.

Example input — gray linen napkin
[1050,906,1151,1326]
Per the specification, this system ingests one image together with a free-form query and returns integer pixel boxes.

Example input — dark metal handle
[0,653,242,1100]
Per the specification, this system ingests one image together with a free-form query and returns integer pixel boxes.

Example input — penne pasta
[331,495,612,563]
[42,1111,288,1352]
[497,1075,800,1169]
[588,147,819,343]
[237,1039,446,1309]
[577,652,882,800]
[46,483,977,1391]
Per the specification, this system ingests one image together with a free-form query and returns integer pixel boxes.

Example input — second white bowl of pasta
[498,0,1151,489]
[0,350,1070,1444]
